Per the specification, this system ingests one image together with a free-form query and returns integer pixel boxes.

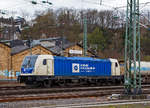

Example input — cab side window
[43,59,47,65]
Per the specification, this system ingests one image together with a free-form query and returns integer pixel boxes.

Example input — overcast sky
[0,0,150,18]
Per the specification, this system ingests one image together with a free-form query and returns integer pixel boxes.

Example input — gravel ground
[0,96,150,108]
[90,103,150,108]
[0,96,108,108]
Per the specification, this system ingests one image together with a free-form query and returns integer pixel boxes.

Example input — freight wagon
[18,55,123,87]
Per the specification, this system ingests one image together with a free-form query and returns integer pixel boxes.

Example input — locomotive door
[46,59,53,76]
[111,62,120,76]
[111,62,116,76]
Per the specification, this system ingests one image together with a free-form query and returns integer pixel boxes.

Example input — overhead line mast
[83,17,87,56]
[124,0,141,94]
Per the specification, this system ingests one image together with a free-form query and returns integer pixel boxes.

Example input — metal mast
[83,17,87,56]
[124,0,141,94]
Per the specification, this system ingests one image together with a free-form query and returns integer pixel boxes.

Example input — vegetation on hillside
[20,8,150,59]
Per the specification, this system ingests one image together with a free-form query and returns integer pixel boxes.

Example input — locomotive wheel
[35,81,43,87]
[43,80,52,88]
[26,81,41,88]
[59,79,66,87]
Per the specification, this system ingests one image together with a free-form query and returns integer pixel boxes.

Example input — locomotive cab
[18,55,54,85]
[109,59,120,76]
[21,55,54,76]
[34,55,54,76]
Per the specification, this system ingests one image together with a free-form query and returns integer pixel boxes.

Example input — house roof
[10,40,24,48]
[49,46,62,55]
[39,37,61,42]
[11,45,29,55]
[48,41,75,55]
[10,42,97,57]
[77,43,98,57]
[63,42,75,49]
[0,42,11,48]
[11,44,59,56]
[1,37,98,57]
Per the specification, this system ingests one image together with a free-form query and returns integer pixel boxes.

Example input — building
[11,45,55,79]
[0,37,96,80]
[0,42,11,80]
[0,41,55,80]
[0,17,25,40]
[64,43,95,57]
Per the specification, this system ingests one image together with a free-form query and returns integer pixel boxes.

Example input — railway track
[0,84,150,91]
[0,85,26,90]
[0,84,150,95]
[0,88,150,103]
[1,84,150,90]
[0,85,150,102]
[0,89,123,102]
[0,86,123,96]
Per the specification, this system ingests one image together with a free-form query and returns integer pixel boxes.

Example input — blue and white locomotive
[18,55,123,87]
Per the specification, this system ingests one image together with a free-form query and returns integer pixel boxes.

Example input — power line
[82,0,150,11]
[0,0,53,18]
[23,0,53,8]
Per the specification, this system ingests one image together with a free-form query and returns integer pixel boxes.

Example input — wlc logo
[72,63,79,73]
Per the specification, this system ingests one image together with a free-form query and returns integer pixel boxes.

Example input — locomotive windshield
[22,56,38,68]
